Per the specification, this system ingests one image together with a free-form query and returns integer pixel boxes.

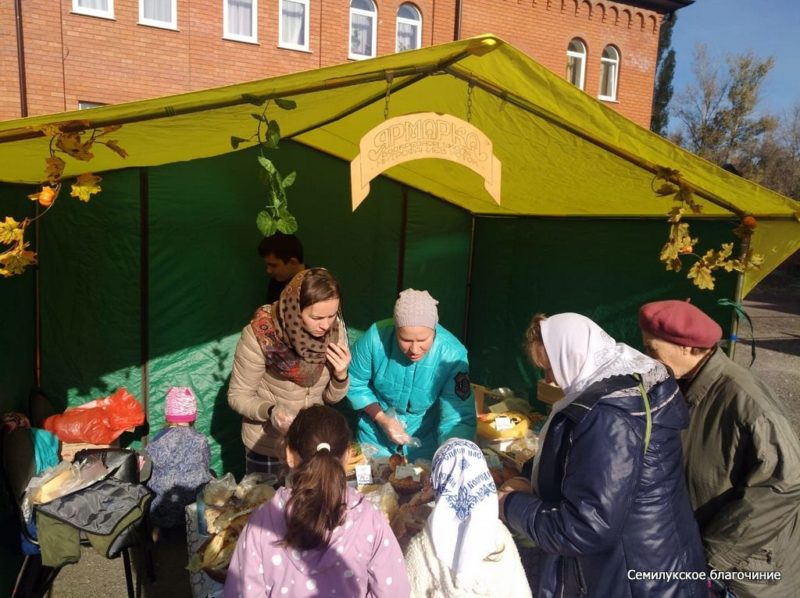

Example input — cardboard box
[537,380,565,405]
[472,384,488,414]
[60,441,116,462]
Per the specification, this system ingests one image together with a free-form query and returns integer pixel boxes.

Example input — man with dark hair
[257,233,306,303]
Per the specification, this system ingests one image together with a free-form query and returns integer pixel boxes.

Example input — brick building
[1,0,690,125]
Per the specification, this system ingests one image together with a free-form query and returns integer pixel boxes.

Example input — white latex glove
[271,406,296,435]
[375,412,412,445]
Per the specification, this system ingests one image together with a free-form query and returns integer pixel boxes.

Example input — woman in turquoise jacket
[347,289,476,460]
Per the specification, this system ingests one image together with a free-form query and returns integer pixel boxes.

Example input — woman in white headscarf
[498,313,707,598]
[404,438,531,598]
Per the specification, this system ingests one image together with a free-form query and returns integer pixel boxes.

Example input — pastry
[477,411,529,441]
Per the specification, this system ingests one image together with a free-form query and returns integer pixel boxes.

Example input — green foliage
[651,12,677,135]
[232,98,299,236]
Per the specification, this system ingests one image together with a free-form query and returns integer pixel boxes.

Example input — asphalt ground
[44,264,800,597]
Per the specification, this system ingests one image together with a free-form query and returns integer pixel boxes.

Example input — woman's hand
[497,476,531,521]
[500,476,531,493]
[374,411,412,445]
[326,343,351,381]
[271,406,296,434]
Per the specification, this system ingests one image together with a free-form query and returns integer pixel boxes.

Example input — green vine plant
[1,121,127,277]
[654,166,763,290]
[231,96,299,237]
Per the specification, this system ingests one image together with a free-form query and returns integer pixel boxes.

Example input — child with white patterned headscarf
[404,438,531,597]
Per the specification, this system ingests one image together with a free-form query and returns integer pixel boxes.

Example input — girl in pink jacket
[224,405,410,597]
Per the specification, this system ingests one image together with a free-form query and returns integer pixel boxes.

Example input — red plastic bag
[43,388,145,445]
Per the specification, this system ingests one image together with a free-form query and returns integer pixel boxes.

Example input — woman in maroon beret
[639,299,800,598]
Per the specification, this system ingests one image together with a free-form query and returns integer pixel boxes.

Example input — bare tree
[673,44,775,166]
[746,105,800,199]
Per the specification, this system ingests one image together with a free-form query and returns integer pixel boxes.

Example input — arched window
[566,38,587,90]
[396,3,421,52]
[349,0,377,60]
[599,45,620,100]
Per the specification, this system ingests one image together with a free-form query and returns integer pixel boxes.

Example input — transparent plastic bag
[359,482,399,522]
[203,472,237,507]
[25,456,110,515]
[235,472,277,508]
[385,408,422,449]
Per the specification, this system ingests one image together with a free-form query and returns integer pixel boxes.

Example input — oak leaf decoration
[0,217,24,245]
[0,246,37,277]
[70,173,102,202]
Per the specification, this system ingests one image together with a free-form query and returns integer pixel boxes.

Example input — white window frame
[139,0,177,30]
[599,45,620,101]
[348,0,377,60]
[72,0,114,20]
[78,101,107,110]
[278,0,310,51]
[224,0,258,44]
[395,3,421,53]
[566,38,587,90]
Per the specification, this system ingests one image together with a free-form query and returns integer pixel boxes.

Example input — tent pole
[728,273,743,360]
[139,167,150,439]
[34,204,41,388]
[462,215,476,342]
[397,187,409,294]
[727,234,750,360]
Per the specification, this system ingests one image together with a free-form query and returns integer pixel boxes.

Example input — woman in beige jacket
[228,268,351,475]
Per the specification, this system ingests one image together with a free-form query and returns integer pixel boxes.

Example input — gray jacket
[681,347,800,597]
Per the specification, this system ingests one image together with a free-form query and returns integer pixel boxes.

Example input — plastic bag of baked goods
[359,482,399,522]
[203,472,237,507]
[234,473,276,508]
[25,455,109,519]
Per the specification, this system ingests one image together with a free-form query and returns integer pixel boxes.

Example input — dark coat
[504,374,707,598]
[681,347,800,597]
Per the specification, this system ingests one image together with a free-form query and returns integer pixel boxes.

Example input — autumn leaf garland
[0,121,127,277]
[654,167,763,290]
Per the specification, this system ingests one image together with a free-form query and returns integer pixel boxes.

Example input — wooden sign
[350,112,502,210]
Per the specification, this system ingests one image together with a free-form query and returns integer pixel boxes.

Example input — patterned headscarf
[428,439,498,584]
[250,269,340,387]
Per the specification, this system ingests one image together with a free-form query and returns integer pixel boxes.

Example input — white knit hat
[393,289,439,329]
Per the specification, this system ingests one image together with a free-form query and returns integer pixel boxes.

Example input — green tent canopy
[1,34,797,293]
[1,35,798,477]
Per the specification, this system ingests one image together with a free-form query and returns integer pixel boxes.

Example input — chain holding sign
[350,112,502,210]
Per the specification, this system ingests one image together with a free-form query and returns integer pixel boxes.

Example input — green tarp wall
[0,141,738,478]
[0,185,35,414]
[0,142,472,477]
[467,217,736,411]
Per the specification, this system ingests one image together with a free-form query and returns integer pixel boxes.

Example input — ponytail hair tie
[316,442,331,452]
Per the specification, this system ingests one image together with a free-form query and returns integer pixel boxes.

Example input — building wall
[1,0,664,127]
[460,0,662,125]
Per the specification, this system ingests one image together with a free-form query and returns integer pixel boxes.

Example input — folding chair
[2,430,153,598]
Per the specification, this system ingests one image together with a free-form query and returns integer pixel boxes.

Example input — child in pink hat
[144,387,212,533]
